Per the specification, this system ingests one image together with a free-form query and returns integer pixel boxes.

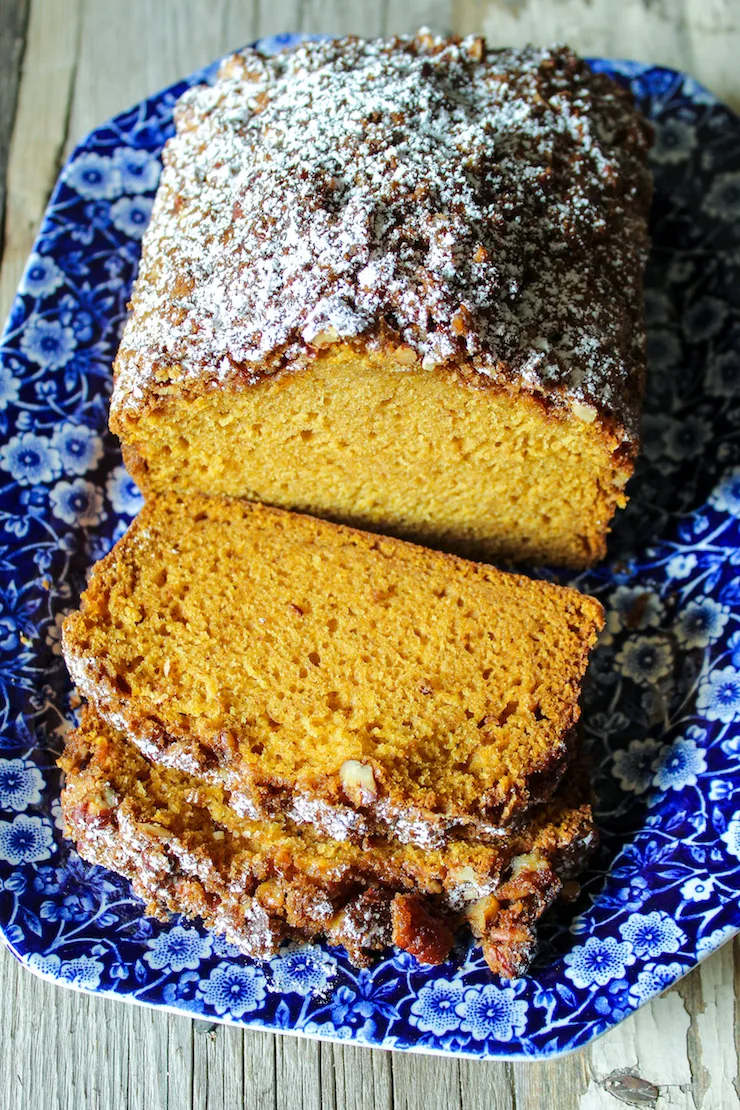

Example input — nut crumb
[339,760,377,805]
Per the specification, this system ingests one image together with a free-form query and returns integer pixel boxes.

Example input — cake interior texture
[59,708,597,976]
[119,349,632,568]
[62,493,603,841]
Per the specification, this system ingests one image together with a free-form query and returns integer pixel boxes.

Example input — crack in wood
[676,957,711,1105]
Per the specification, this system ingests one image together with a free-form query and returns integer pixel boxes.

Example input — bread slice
[110,34,652,569]
[62,493,603,846]
[59,708,597,977]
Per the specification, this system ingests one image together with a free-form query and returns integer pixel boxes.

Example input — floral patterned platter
[1,34,740,1061]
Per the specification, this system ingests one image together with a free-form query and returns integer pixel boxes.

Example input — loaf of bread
[60,708,596,977]
[62,492,603,847]
[110,33,652,568]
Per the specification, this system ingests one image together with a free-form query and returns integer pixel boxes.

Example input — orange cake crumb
[62,493,603,846]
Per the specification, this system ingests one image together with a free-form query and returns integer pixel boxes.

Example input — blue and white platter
[1,34,740,1060]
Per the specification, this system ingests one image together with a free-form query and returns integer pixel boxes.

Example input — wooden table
[1,2,739,1107]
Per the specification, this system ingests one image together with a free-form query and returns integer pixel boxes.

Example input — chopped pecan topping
[391,894,455,965]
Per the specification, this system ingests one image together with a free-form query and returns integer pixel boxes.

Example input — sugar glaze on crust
[111,32,652,446]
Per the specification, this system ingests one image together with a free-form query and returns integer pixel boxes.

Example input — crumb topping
[60,709,597,975]
[113,31,651,436]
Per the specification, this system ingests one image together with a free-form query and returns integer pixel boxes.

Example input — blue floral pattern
[1,37,740,1059]
[457,983,529,1042]
[144,925,213,972]
[269,945,337,996]
[199,962,267,1018]
[0,758,43,811]
[564,936,636,989]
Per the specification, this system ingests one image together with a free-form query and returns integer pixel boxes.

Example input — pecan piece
[391,894,454,965]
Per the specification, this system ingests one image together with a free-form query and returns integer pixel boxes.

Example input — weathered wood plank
[735,936,740,1078]
[0,0,82,324]
[0,949,138,1110]
[384,1,453,36]
[583,988,693,1108]
[299,0,386,37]
[459,1060,515,1110]
[191,1020,249,1110]
[243,1027,279,1110]
[121,1004,171,1110]
[514,1047,589,1110]
[676,958,711,1106]
[65,0,258,153]
[254,0,303,42]
[69,994,133,1110]
[327,1042,393,1110]
[0,0,29,272]
[693,940,740,1110]
[391,1051,463,1110]
[167,1012,194,1110]
[275,1034,325,1110]
[0,951,46,1110]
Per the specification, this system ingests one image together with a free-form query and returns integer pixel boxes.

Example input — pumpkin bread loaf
[59,708,597,977]
[110,33,652,569]
[62,493,603,848]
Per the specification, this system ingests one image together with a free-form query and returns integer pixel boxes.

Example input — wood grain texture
[1,1,740,1108]
[0,0,81,322]
[0,0,29,265]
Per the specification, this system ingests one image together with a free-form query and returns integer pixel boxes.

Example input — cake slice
[110,33,652,569]
[59,708,597,977]
[62,493,603,846]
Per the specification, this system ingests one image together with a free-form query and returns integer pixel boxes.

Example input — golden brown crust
[59,708,598,975]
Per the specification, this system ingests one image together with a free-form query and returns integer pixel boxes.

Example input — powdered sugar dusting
[112,32,651,437]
